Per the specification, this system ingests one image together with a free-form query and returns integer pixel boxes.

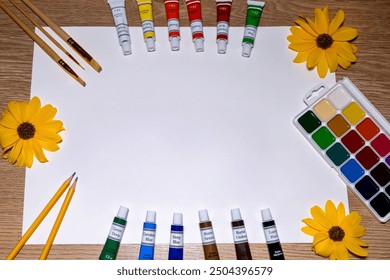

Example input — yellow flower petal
[325,48,339,73]
[301,226,319,236]
[332,26,358,42]
[30,104,57,124]
[290,26,316,40]
[317,52,329,78]
[289,41,317,52]
[26,96,41,122]
[35,129,63,143]
[344,225,366,238]
[37,139,60,152]
[333,42,356,62]
[293,49,313,63]
[8,139,24,164]
[336,202,346,222]
[7,101,25,123]
[314,238,334,257]
[350,43,358,53]
[338,55,352,69]
[32,139,48,163]
[23,140,34,168]
[35,120,64,133]
[0,131,19,148]
[314,7,329,34]
[0,110,19,129]
[333,241,349,260]
[329,10,345,35]
[325,200,338,225]
[310,205,332,229]
[302,218,328,232]
[341,211,361,227]
[307,48,324,69]
[313,232,329,246]
[295,19,318,37]
[343,236,368,257]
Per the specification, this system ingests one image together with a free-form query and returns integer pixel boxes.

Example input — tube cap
[170,36,180,51]
[261,208,273,222]
[198,209,209,222]
[145,38,156,52]
[117,206,129,220]
[217,40,227,54]
[121,41,132,56]
[242,43,253,57]
[194,38,204,52]
[172,213,183,225]
[231,208,242,221]
[145,210,156,223]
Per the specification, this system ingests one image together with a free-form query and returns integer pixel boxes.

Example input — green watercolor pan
[293,77,390,223]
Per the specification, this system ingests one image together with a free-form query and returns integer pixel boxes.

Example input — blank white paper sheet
[24,26,347,245]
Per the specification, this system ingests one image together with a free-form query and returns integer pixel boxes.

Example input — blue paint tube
[168,213,184,260]
[138,210,157,260]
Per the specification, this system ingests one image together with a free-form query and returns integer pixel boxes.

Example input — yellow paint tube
[136,0,156,51]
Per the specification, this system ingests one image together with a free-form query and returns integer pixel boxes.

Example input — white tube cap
[242,42,253,57]
[117,206,129,220]
[145,210,156,223]
[194,38,204,52]
[172,212,183,225]
[217,40,227,54]
[198,209,209,222]
[145,37,156,52]
[261,208,273,222]
[121,41,132,56]
[231,208,242,221]
[170,36,180,51]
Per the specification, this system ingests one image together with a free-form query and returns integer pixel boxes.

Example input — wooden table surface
[0,0,389,260]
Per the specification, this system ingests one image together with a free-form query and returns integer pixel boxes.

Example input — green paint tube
[99,206,129,260]
[242,1,265,57]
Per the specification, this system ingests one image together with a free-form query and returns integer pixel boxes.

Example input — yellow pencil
[39,178,77,260]
[6,172,76,260]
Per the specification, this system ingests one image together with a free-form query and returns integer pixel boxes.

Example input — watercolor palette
[294,77,390,223]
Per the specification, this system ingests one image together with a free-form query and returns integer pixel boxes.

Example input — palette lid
[303,84,329,106]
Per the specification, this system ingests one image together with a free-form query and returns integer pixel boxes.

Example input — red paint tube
[164,0,180,51]
[185,0,204,52]
[215,0,232,54]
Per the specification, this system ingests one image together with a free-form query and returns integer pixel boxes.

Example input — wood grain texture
[0,0,389,260]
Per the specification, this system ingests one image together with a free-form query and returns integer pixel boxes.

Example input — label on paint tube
[243,26,257,42]
[167,19,180,33]
[107,222,126,242]
[141,228,156,245]
[232,225,249,244]
[263,225,280,244]
[190,20,203,35]
[200,227,216,245]
[170,231,184,248]
[141,20,155,34]
[217,21,229,36]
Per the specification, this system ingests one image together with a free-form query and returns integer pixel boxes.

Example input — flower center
[17,122,36,140]
[316,33,334,49]
[328,226,345,241]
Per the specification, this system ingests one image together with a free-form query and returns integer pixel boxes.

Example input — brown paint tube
[231,208,252,260]
[198,209,220,260]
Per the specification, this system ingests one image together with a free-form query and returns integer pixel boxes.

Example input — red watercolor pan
[294,77,390,223]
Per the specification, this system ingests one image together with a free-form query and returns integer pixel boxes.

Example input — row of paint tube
[99,207,285,260]
[108,0,265,57]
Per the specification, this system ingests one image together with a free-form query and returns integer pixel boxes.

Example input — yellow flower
[287,6,358,78]
[0,96,64,168]
[302,200,368,260]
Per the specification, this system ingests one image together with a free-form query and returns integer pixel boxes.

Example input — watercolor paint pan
[293,77,390,223]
